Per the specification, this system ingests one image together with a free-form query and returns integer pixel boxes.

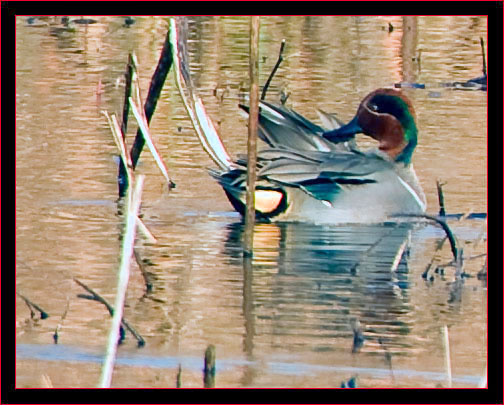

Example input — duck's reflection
[223,221,416,360]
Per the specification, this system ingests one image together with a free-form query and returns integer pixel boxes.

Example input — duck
[209,88,426,224]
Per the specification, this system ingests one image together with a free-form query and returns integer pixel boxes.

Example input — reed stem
[244,16,260,256]
[99,175,144,388]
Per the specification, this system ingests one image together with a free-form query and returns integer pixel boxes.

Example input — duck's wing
[213,148,391,206]
[257,148,392,203]
[239,101,354,153]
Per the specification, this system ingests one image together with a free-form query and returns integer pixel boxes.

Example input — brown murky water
[16,16,487,388]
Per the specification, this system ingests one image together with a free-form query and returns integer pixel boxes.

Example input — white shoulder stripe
[397,177,426,211]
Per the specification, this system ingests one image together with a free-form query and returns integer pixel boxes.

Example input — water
[16,16,487,388]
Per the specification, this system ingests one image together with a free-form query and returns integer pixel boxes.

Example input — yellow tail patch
[254,190,283,213]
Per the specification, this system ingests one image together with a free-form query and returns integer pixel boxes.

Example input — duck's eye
[368,103,379,112]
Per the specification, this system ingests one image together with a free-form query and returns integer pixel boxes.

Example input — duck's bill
[322,116,362,143]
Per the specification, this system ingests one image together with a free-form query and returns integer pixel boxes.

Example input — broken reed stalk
[104,108,163,243]
[203,344,216,388]
[117,54,135,195]
[99,175,145,388]
[176,364,182,388]
[442,325,452,388]
[118,26,174,196]
[129,96,174,188]
[121,54,134,136]
[103,111,134,188]
[261,38,285,100]
[53,298,70,344]
[74,278,145,346]
[243,16,260,256]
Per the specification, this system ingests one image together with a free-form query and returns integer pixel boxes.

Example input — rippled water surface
[16,16,487,388]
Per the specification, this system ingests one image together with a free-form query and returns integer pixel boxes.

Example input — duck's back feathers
[240,101,350,153]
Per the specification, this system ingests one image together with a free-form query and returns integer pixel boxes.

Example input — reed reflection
[224,221,417,358]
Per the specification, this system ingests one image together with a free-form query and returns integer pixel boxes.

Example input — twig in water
[203,344,216,388]
[74,278,145,347]
[53,298,70,344]
[17,292,49,320]
[261,39,286,101]
[394,214,459,263]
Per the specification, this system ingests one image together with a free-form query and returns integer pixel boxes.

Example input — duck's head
[324,88,418,164]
